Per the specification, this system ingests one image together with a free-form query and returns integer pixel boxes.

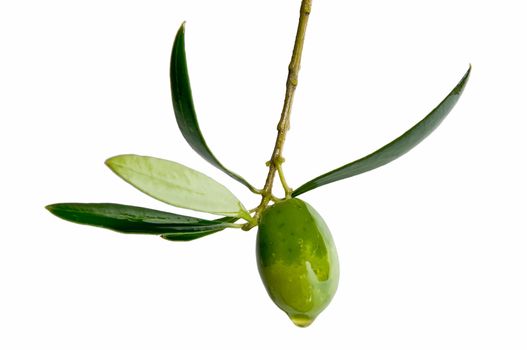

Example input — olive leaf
[161,229,223,241]
[106,155,252,220]
[171,22,257,193]
[45,203,236,238]
[161,216,239,242]
[292,66,471,197]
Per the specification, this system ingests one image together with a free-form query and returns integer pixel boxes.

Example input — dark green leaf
[160,217,239,242]
[46,203,234,235]
[161,230,223,242]
[293,66,471,197]
[171,22,257,193]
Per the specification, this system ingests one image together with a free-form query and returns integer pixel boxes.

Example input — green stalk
[244,0,312,230]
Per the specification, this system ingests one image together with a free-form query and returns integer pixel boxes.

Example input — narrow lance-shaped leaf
[105,155,252,220]
[171,22,257,193]
[293,66,471,197]
[45,203,235,235]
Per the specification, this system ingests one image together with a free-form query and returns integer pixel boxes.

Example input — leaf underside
[46,203,238,241]
[171,22,256,193]
[292,66,472,197]
[105,154,251,220]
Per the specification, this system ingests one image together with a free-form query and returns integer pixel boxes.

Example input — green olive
[256,198,339,327]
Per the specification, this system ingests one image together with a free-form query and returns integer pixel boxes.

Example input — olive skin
[256,198,339,327]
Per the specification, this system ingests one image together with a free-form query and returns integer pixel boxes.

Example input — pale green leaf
[106,155,251,220]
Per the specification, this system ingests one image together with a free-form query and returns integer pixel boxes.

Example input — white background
[1,0,526,349]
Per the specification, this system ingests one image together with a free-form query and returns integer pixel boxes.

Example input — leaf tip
[454,64,472,96]
[105,154,131,170]
[104,156,117,168]
[176,22,186,39]
[465,64,472,79]
[45,203,65,219]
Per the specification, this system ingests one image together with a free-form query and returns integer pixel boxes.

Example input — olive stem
[277,163,293,198]
[243,0,312,231]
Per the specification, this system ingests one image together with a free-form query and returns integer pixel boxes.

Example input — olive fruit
[256,198,339,327]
